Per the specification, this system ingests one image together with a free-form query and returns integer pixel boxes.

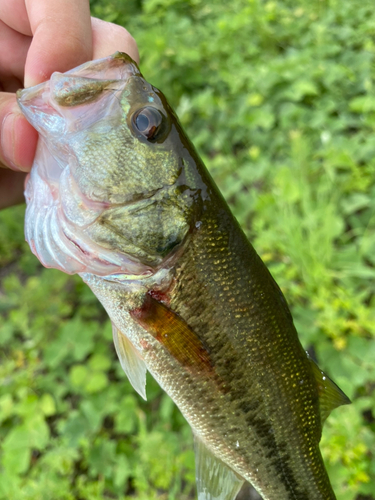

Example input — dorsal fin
[194,434,244,500]
[307,353,351,423]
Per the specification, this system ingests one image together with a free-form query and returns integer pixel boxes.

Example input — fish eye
[132,107,166,142]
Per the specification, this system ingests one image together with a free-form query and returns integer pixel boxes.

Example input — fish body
[17,53,349,500]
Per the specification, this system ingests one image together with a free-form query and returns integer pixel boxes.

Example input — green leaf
[39,394,56,417]
[84,372,108,394]
[70,365,89,388]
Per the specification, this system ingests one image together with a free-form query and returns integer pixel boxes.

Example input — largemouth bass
[17,53,350,500]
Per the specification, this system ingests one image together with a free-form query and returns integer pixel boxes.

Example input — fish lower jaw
[26,217,151,277]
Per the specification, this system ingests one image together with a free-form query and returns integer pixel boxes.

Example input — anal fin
[112,322,147,400]
[194,434,244,500]
[307,353,351,423]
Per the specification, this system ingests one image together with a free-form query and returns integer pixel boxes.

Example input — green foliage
[1,0,375,498]
[0,213,194,499]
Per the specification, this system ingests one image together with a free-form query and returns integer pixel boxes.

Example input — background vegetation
[1,0,375,498]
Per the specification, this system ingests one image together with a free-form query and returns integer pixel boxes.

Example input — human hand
[0,0,139,210]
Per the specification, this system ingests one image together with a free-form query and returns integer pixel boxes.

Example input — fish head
[18,53,204,279]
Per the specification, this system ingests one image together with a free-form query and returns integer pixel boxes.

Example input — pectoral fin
[112,322,147,400]
[130,294,213,374]
[308,354,351,423]
[194,434,244,500]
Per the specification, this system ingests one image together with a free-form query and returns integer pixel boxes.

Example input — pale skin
[0,0,139,210]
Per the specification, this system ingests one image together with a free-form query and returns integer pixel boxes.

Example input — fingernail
[1,113,32,172]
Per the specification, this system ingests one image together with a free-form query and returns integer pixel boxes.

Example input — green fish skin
[18,53,350,500]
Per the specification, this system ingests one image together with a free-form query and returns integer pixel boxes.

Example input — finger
[0,166,27,209]
[0,0,31,36]
[0,20,31,88]
[0,93,38,172]
[24,0,92,87]
[91,18,139,64]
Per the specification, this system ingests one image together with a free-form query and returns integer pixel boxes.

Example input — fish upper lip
[17,52,141,136]
[17,52,140,102]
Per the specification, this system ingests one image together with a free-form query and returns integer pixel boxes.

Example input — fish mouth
[20,53,154,278]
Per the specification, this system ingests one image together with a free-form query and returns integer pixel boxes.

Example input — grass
[1,0,375,498]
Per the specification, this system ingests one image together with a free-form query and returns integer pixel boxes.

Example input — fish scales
[168,198,333,499]
[17,52,349,500]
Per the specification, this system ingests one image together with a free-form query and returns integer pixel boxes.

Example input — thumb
[24,0,92,87]
[0,92,38,172]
